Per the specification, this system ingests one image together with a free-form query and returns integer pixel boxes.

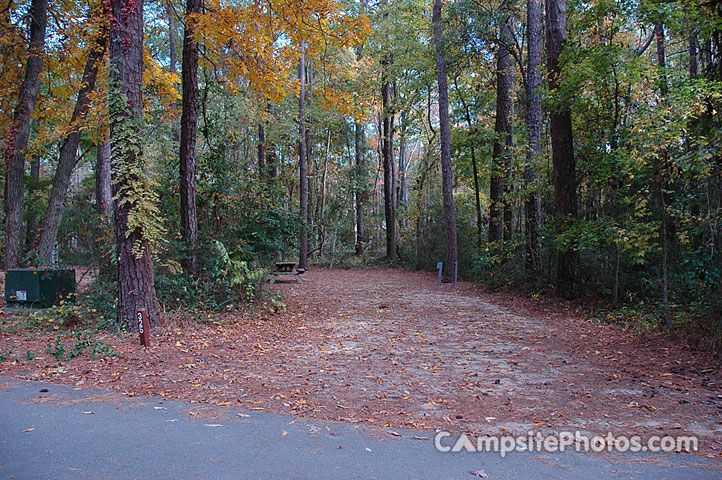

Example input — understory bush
[155,240,268,313]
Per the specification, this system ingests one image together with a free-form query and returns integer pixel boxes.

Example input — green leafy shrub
[155,240,267,313]
[46,331,116,361]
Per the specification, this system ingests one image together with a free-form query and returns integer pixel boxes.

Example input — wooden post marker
[137,308,150,347]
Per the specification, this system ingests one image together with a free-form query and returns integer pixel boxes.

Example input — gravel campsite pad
[1,267,720,455]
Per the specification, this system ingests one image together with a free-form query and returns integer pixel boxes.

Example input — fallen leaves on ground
[1,268,720,454]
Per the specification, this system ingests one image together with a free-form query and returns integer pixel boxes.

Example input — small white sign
[16,290,27,301]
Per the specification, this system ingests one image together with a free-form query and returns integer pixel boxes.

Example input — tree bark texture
[433,0,458,282]
[109,0,161,329]
[354,120,368,255]
[546,0,579,298]
[167,0,177,73]
[298,42,309,270]
[179,0,201,272]
[25,157,40,254]
[381,0,396,259]
[524,0,543,274]
[3,0,47,268]
[257,121,266,179]
[489,13,515,246]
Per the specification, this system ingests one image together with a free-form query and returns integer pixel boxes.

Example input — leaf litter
[1,268,720,454]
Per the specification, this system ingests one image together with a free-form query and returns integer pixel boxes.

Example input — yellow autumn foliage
[193,0,369,104]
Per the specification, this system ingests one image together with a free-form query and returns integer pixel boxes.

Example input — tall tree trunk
[381,0,396,259]
[353,0,369,256]
[257,121,266,179]
[398,111,409,214]
[37,17,108,264]
[546,0,578,298]
[307,172,314,240]
[433,0,458,282]
[298,42,309,270]
[305,60,314,241]
[416,90,435,268]
[3,0,47,268]
[179,0,201,272]
[317,131,330,257]
[381,81,396,259]
[654,24,668,96]
[525,0,543,274]
[354,120,368,254]
[167,0,177,74]
[95,129,112,219]
[167,0,180,150]
[470,143,483,245]
[25,157,40,254]
[489,13,515,246]
[265,102,277,179]
[109,0,161,329]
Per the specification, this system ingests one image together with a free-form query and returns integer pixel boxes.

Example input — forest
[1,0,721,351]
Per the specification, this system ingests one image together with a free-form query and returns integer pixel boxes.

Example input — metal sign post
[137,308,150,347]
[437,261,443,286]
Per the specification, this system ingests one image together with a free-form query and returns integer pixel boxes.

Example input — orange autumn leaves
[0,0,181,154]
[0,0,369,154]
[193,0,370,115]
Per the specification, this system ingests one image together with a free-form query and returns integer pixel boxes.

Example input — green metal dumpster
[4,269,76,308]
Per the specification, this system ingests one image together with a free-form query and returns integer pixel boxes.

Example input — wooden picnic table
[270,262,304,283]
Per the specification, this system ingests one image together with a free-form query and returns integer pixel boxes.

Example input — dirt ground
[1,267,720,455]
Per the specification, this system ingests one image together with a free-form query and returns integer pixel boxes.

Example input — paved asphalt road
[0,378,718,479]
